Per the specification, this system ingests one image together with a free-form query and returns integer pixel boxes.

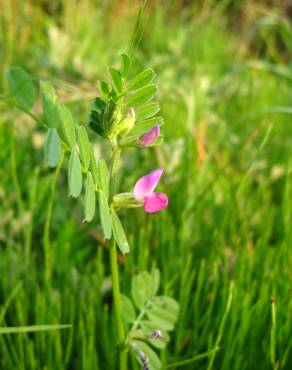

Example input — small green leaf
[89,110,105,138]
[97,159,110,200]
[93,97,106,112]
[90,147,99,186]
[128,68,156,90]
[127,84,158,107]
[99,80,111,97]
[120,294,136,324]
[109,67,123,93]
[154,296,179,319]
[148,303,177,325]
[44,128,61,168]
[130,116,164,137]
[151,268,160,296]
[99,190,112,239]
[68,151,82,198]
[77,126,91,171]
[147,309,174,331]
[40,81,61,128]
[121,53,131,77]
[59,105,76,149]
[140,321,169,349]
[131,271,153,310]
[7,66,35,110]
[84,172,96,222]
[131,340,161,370]
[111,209,130,254]
[135,102,160,121]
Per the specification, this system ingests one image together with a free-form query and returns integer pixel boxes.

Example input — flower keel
[144,192,168,213]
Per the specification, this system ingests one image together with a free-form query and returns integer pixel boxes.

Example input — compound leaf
[7,65,35,110]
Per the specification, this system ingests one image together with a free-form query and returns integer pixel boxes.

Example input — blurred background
[0,0,291,369]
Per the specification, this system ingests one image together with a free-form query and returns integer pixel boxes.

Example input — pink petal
[139,125,160,146]
[134,168,164,200]
[144,192,168,213]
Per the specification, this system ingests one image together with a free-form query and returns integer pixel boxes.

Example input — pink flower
[139,125,160,146]
[134,168,168,213]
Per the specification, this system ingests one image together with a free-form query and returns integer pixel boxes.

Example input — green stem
[270,298,277,369]
[207,281,234,370]
[109,147,127,370]
[110,238,127,370]
[165,347,220,368]
[131,303,149,332]
[110,146,121,198]
[44,150,65,286]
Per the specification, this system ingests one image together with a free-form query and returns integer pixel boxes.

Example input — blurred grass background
[0,0,292,369]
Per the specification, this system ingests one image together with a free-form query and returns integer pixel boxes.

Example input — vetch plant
[4,51,179,369]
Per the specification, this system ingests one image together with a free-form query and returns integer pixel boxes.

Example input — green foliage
[130,116,164,136]
[135,102,160,121]
[111,209,130,254]
[120,294,136,324]
[40,81,61,129]
[109,67,123,93]
[7,66,35,110]
[68,151,82,198]
[121,53,131,77]
[126,270,179,370]
[98,190,112,239]
[89,53,163,146]
[127,68,156,90]
[127,84,158,107]
[97,159,110,200]
[90,147,99,186]
[131,340,161,370]
[77,126,91,171]
[59,105,77,150]
[44,128,61,168]
[84,172,96,222]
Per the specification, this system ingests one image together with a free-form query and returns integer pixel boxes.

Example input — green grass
[0,1,291,369]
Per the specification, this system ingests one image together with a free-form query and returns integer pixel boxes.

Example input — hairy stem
[109,147,127,370]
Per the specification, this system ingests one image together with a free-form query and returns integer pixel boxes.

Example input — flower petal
[139,125,160,146]
[144,192,168,214]
[134,168,164,200]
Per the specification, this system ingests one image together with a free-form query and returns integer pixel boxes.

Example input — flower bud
[139,125,160,146]
[118,108,136,136]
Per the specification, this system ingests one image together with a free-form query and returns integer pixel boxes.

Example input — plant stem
[110,146,121,197]
[165,347,220,368]
[110,237,127,370]
[207,281,234,370]
[44,150,65,286]
[270,298,277,369]
[109,147,127,370]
